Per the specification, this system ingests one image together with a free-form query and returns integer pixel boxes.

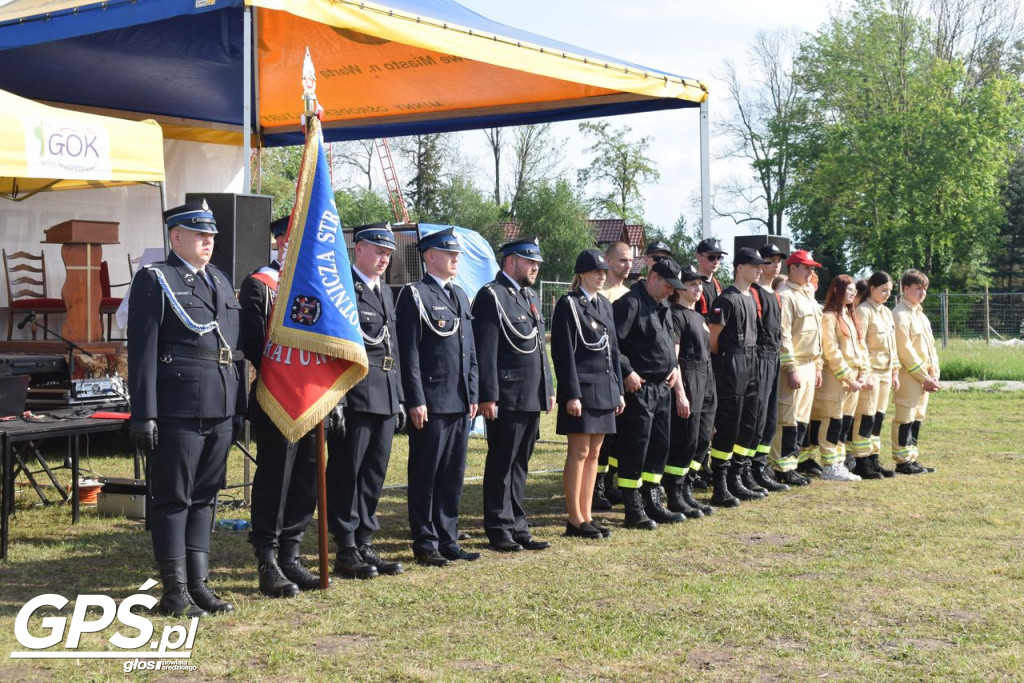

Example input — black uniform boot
[622,488,657,530]
[751,461,790,492]
[359,544,405,575]
[728,461,765,501]
[739,458,769,495]
[710,466,740,508]
[775,469,810,487]
[592,472,612,512]
[279,542,330,590]
[158,558,207,618]
[256,547,300,598]
[333,546,379,580]
[604,472,624,506]
[691,467,710,491]
[681,478,713,516]
[665,477,702,519]
[186,551,234,614]
[870,454,895,478]
[851,457,883,480]
[641,483,685,524]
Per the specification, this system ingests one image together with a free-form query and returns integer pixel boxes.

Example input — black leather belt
[368,357,395,372]
[159,343,242,365]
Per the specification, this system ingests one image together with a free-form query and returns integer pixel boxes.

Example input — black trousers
[247,401,318,552]
[326,409,397,548]
[711,347,758,461]
[483,409,541,542]
[407,412,469,555]
[746,349,780,453]
[667,359,716,478]
[150,416,232,562]
[616,380,671,487]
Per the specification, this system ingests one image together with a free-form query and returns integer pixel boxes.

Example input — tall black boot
[604,470,624,506]
[851,457,883,480]
[710,463,740,508]
[592,472,612,512]
[622,488,657,530]
[158,557,207,618]
[665,476,702,519]
[256,546,300,598]
[681,477,713,515]
[279,541,330,591]
[751,459,790,492]
[739,458,769,495]
[186,551,234,613]
[641,482,685,524]
[728,459,765,501]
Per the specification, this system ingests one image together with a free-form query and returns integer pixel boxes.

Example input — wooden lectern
[43,220,119,342]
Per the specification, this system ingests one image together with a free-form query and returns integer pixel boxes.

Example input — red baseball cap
[786,249,822,267]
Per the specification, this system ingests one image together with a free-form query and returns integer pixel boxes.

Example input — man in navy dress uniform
[128,199,246,617]
[327,223,406,579]
[396,227,479,567]
[472,237,555,553]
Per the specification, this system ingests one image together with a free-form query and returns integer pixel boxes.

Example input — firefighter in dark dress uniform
[238,217,325,598]
[396,227,479,567]
[612,259,685,529]
[472,237,555,553]
[326,224,406,579]
[128,199,245,617]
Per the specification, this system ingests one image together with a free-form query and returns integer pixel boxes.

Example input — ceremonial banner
[256,115,368,442]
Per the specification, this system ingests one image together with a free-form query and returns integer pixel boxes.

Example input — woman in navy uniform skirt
[550,249,625,539]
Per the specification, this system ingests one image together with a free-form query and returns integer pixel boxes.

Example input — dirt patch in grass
[741,532,797,546]
[0,664,45,682]
[314,634,373,655]
[686,644,737,672]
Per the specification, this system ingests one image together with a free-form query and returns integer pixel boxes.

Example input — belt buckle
[218,348,232,365]
[381,356,394,372]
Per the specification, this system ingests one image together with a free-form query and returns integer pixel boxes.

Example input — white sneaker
[821,463,862,482]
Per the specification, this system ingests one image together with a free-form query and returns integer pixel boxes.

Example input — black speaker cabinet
[733,235,791,272]
[185,193,272,289]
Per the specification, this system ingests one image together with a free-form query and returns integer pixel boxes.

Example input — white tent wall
[0,137,244,340]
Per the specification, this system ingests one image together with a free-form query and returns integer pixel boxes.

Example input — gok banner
[256,116,367,442]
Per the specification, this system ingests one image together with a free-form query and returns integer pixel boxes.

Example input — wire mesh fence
[539,281,1024,348]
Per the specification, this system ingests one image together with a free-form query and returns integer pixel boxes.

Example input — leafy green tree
[576,121,660,222]
[994,146,1024,289]
[788,0,1024,289]
[435,174,505,245]
[335,187,393,229]
[256,146,304,220]
[645,214,703,266]
[396,133,449,222]
[514,178,594,282]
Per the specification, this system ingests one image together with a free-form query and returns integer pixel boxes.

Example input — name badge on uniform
[432,305,447,311]
[362,311,379,319]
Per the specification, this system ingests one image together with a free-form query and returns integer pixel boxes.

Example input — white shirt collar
[428,273,452,289]
[352,265,379,289]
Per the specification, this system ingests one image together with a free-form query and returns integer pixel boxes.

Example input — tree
[576,121,660,222]
[787,0,1024,289]
[331,139,376,191]
[928,0,1024,87]
[256,146,304,220]
[646,214,703,267]
[514,178,594,282]
[482,127,503,205]
[395,133,449,222]
[335,187,393,229]
[507,124,560,219]
[435,174,505,245]
[994,146,1024,289]
[717,28,804,236]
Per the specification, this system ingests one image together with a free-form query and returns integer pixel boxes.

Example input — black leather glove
[395,404,407,433]
[232,414,246,443]
[327,405,346,436]
[130,419,158,453]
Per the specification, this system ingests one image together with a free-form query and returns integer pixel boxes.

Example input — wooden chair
[99,253,143,340]
[3,249,67,340]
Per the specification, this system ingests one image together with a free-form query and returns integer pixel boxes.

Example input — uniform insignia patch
[290,296,322,326]
[591,321,598,329]
[438,319,447,328]
[355,281,364,292]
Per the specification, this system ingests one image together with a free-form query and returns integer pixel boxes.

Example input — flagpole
[300,48,331,590]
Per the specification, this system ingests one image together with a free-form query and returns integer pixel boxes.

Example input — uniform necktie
[444,282,460,313]
[195,270,211,297]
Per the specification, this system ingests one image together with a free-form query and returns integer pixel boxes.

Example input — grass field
[1,389,1023,681]
[934,338,1024,381]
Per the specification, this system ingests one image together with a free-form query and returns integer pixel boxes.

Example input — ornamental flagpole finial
[302,47,319,125]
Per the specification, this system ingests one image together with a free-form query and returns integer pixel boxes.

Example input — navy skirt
[556,403,616,435]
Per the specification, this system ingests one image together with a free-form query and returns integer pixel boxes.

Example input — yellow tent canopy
[0,89,165,201]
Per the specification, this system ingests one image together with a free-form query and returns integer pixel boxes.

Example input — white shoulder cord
[567,295,609,351]
[149,266,231,350]
[485,286,539,355]
[407,284,461,338]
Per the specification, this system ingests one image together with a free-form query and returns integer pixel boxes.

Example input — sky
[442,0,838,244]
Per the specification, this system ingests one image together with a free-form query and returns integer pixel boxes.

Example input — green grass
[935,338,1024,381]
[2,391,1024,680]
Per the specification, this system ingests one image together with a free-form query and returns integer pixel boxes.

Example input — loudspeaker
[733,235,791,272]
[185,193,272,289]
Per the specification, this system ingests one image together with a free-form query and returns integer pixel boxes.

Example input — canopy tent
[0,89,165,201]
[0,0,707,147]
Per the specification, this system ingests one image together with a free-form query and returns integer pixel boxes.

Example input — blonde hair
[571,274,583,290]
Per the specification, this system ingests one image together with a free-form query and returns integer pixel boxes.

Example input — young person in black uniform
[612,258,685,529]
[396,227,479,567]
[551,249,624,539]
[740,242,791,494]
[707,247,771,507]
[128,199,246,617]
[665,265,716,519]
[695,237,727,320]
[326,224,406,579]
[472,237,555,553]
[238,216,326,598]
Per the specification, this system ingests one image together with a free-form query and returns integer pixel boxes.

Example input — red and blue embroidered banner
[256,115,367,442]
